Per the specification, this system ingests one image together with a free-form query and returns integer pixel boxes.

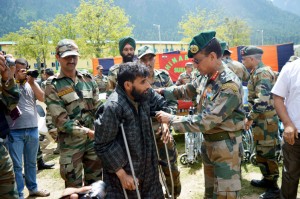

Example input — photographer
[5,58,50,198]
[0,54,19,198]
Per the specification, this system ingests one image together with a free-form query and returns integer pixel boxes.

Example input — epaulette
[221,82,239,94]
[109,64,120,72]
[219,70,231,84]
[82,72,93,79]
[46,76,57,85]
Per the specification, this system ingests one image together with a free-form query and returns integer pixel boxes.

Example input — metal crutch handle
[120,122,141,199]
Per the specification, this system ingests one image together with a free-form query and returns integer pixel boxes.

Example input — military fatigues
[165,66,244,199]
[175,71,193,86]
[150,69,182,197]
[94,74,108,93]
[107,64,120,95]
[223,58,250,82]
[45,71,102,187]
[0,78,19,198]
[247,62,279,182]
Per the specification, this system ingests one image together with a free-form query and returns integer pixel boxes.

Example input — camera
[27,69,39,78]
[5,57,16,67]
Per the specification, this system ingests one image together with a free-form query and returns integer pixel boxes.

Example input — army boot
[259,180,280,199]
[250,178,271,188]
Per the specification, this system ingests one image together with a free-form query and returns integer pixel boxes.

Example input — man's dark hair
[117,62,149,90]
[202,38,222,59]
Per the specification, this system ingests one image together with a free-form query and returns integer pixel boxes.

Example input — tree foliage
[178,8,251,46]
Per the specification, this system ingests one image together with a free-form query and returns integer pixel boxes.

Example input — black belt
[203,130,242,142]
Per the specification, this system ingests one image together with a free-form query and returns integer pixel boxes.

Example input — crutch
[120,121,141,199]
[161,123,174,199]
[149,118,172,198]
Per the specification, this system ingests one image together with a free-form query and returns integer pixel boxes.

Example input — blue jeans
[7,127,39,198]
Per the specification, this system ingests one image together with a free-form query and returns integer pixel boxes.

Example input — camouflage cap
[137,45,155,59]
[56,39,79,58]
[240,46,263,56]
[220,41,232,55]
[119,36,136,54]
[185,62,193,67]
[97,65,104,70]
[188,30,216,58]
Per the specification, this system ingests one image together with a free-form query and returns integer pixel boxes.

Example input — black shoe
[250,178,271,188]
[38,160,55,170]
[259,188,280,199]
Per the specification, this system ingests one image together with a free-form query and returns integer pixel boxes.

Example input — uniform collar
[57,70,83,79]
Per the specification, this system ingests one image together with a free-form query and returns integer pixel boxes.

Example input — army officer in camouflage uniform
[0,54,19,198]
[175,62,194,86]
[137,45,181,198]
[94,65,108,93]
[45,39,102,188]
[156,31,244,199]
[241,46,279,199]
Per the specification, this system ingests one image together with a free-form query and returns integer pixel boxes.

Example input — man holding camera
[5,58,50,198]
[0,54,19,198]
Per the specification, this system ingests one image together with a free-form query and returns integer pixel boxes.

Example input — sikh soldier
[137,45,181,198]
[94,65,108,93]
[156,31,244,199]
[107,36,136,94]
[45,39,102,188]
[0,54,19,198]
[220,41,250,82]
[175,62,194,86]
[242,46,280,199]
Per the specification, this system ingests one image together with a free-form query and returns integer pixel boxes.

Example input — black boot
[37,159,55,170]
[250,178,271,188]
[259,179,280,199]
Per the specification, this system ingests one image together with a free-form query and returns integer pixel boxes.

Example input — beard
[131,87,149,102]
[121,53,134,63]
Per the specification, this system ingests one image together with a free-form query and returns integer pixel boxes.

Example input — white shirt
[271,59,300,132]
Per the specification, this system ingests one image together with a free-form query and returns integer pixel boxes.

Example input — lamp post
[257,29,264,45]
[153,24,161,41]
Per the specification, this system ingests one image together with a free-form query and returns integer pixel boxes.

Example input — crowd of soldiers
[0,29,299,199]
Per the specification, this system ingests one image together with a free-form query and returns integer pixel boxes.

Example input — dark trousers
[280,137,300,199]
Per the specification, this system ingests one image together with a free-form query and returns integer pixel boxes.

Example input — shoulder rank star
[190,45,199,54]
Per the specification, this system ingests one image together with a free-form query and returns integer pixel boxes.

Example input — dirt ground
[22,136,300,199]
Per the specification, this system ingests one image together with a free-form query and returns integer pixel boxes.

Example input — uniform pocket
[217,178,241,192]
[82,90,93,99]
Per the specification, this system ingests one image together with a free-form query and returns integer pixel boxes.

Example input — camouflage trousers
[253,117,279,181]
[59,134,102,188]
[201,134,243,199]
[155,130,181,198]
[0,143,18,199]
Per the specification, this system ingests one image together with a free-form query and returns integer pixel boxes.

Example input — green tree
[2,20,52,69]
[75,0,134,58]
[178,7,251,46]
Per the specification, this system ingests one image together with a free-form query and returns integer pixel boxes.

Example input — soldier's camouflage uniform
[150,69,182,197]
[94,74,108,93]
[223,57,250,82]
[164,66,244,199]
[107,64,120,95]
[45,71,102,188]
[175,71,193,86]
[0,78,19,198]
[247,62,279,182]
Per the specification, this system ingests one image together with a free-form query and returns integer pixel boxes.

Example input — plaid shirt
[94,86,175,198]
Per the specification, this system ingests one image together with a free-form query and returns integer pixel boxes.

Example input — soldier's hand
[154,88,164,95]
[116,169,138,191]
[283,124,298,145]
[0,55,14,81]
[87,130,95,139]
[244,118,253,130]
[155,111,172,124]
[157,123,173,144]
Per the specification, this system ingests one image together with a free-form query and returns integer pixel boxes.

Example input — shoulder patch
[221,82,239,94]
[46,76,57,85]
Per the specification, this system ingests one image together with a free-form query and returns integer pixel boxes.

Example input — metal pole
[120,122,141,199]
[153,24,161,41]
[261,30,264,46]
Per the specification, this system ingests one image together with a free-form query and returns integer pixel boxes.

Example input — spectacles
[193,56,206,65]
